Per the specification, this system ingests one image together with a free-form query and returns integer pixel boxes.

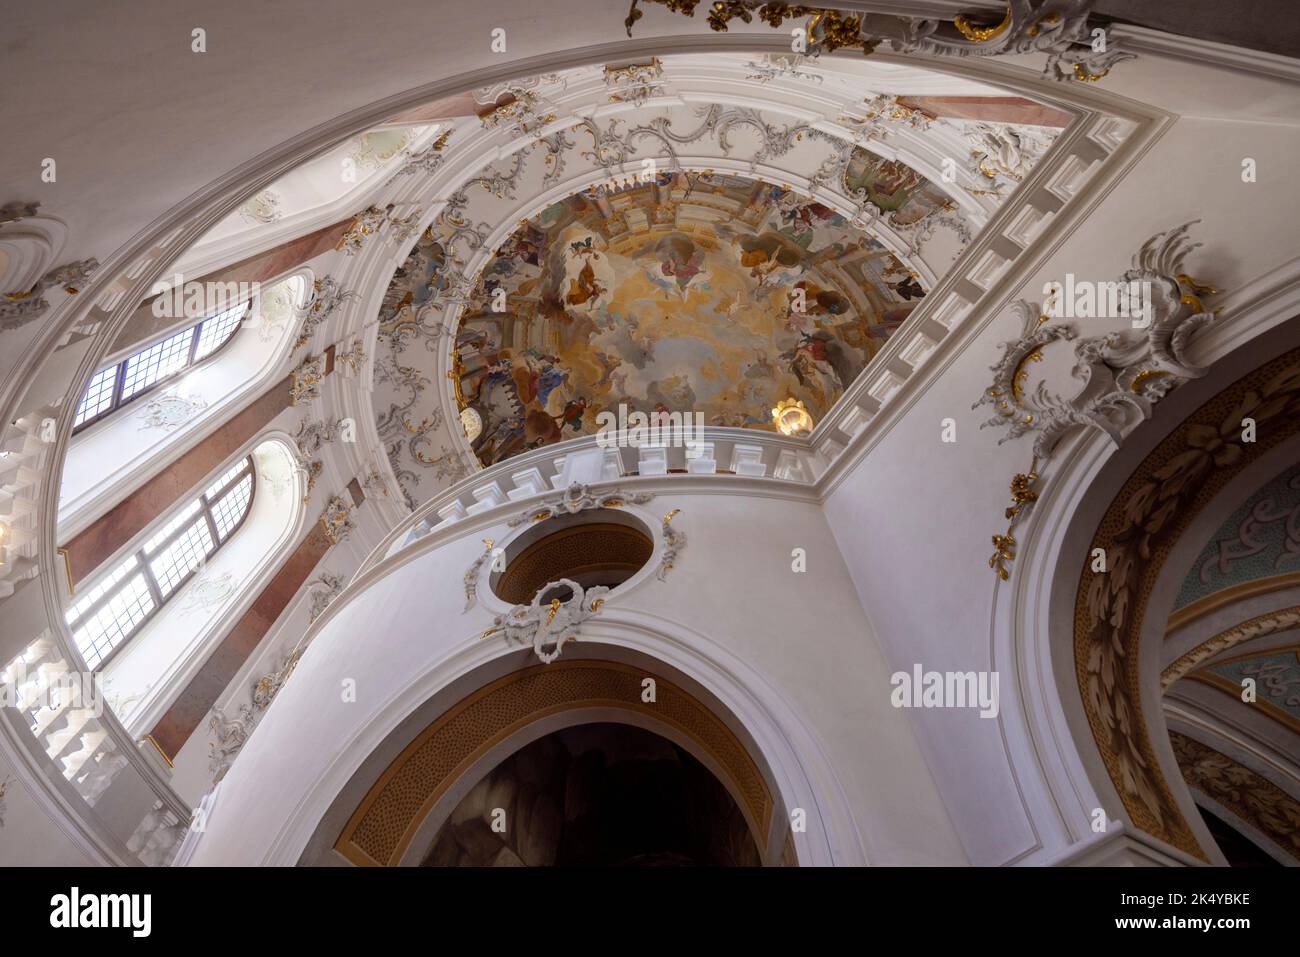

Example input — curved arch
[332,658,788,866]
[1069,348,1300,860]
[196,604,866,867]
[100,431,309,735]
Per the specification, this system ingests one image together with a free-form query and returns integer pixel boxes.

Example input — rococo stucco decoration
[479,577,610,664]
[294,276,356,351]
[306,571,346,625]
[289,353,326,407]
[622,1,1133,82]
[319,494,356,545]
[1,256,99,331]
[977,222,1220,578]
[136,390,208,432]
[463,484,656,612]
[368,64,1062,506]
[505,482,655,528]
[976,222,1219,461]
[1074,346,1300,860]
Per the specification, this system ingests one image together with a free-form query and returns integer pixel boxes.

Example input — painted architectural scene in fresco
[416,172,932,466]
[842,148,958,228]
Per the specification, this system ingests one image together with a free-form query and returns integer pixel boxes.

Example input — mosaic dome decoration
[410,172,931,466]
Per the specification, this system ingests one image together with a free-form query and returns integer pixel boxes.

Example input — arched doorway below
[422,723,760,867]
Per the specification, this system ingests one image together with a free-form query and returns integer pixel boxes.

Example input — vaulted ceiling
[365,52,1068,501]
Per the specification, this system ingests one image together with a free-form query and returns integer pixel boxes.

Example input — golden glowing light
[771,397,814,436]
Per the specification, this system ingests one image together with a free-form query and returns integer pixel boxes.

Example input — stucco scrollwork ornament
[178,570,238,615]
[463,538,497,612]
[479,578,610,664]
[974,221,1219,463]
[289,353,326,407]
[387,127,454,183]
[658,508,686,581]
[137,390,207,431]
[506,483,655,528]
[319,494,356,545]
[238,189,282,225]
[209,707,253,782]
[965,122,1059,193]
[744,53,822,84]
[623,1,1133,82]
[209,639,309,783]
[336,204,390,255]
[1,257,99,331]
[604,58,666,107]
[306,571,345,624]
[294,275,356,351]
[838,94,933,143]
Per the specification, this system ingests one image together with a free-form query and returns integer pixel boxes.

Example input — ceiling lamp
[460,407,483,442]
[771,398,814,436]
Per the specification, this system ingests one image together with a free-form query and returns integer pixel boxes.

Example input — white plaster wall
[188,487,965,865]
[166,495,390,808]
[824,100,1300,865]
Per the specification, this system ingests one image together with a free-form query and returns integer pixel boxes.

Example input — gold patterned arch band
[335,659,791,866]
[1073,344,1300,860]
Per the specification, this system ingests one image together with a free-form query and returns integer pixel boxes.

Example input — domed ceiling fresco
[382,168,940,468]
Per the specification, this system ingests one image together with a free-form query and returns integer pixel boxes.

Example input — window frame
[65,455,257,671]
[71,301,251,434]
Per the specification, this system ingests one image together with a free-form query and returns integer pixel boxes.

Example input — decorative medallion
[478,577,610,663]
[237,189,282,225]
[178,571,238,615]
[136,390,207,432]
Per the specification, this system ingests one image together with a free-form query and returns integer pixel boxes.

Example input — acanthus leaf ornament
[974,221,1219,463]
[319,494,356,545]
[294,276,356,351]
[975,222,1219,579]
[289,353,325,407]
[505,483,655,528]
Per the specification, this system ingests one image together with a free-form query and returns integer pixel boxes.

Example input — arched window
[65,455,255,669]
[71,301,249,431]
